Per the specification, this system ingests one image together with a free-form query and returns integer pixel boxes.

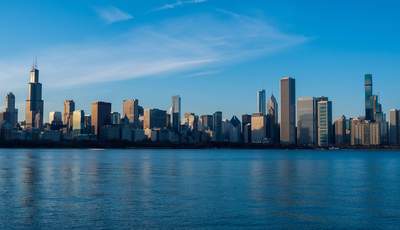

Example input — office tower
[171,95,181,133]
[257,89,266,115]
[335,115,347,144]
[213,111,222,141]
[390,109,399,145]
[49,111,62,124]
[72,110,84,135]
[267,94,279,143]
[267,94,278,123]
[187,114,199,141]
[280,77,296,144]
[297,97,318,145]
[365,74,374,121]
[251,113,267,142]
[26,61,44,130]
[350,117,365,145]
[185,113,195,119]
[201,115,213,130]
[317,99,332,146]
[242,114,251,142]
[91,101,111,137]
[5,93,18,127]
[144,109,167,129]
[123,99,138,128]
[84,115,91,125]
[111,112,121,125]
[84,115,94,135]
[229,116,241,142]
[63,100,75,131]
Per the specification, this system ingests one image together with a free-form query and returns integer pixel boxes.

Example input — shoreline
[0,139,399,150]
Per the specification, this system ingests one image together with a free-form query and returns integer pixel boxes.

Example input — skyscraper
[390,109,399,145]
[171,95,181,133]
[297,97,317,145]
[365,74,374,121]
[280,77,296,144]
[213,111,222,141]
[335,115,347,144]
[144,108,167,129]
[72,110,84,135]
[123,99,138,128]
[49,111,62,124]
[251,113,267,142]
[26,61,44,130]
[111,112,121,125]
[63,100,75,131]
[267,94,279,143]
[91,101,111,137]
[317,99,332,146]
[201,115,213,130]
[257,89,266,115]
[5,92,18,127]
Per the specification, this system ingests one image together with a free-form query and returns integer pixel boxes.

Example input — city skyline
[1,1,400,123]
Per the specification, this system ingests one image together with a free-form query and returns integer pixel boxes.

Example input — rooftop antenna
[32,58,35,69]
[263,82,264,90]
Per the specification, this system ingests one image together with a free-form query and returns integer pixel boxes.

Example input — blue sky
[1,0,400,123]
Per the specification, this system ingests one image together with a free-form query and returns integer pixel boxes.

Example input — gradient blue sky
[1,0,400,123]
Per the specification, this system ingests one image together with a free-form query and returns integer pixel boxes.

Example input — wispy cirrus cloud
[148,0,207,13]
[95,5,132,24]
[0,12,308,91]
[181,69,224,78]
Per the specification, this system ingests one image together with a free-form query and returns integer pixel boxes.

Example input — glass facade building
[297,97,317,145]
[72,110,84,135]
[318,100,332,146]
[257,89,266,115]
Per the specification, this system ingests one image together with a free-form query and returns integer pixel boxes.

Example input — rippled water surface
[0,149,399,229]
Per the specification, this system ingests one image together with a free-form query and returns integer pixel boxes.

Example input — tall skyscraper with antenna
[25,58,44,130]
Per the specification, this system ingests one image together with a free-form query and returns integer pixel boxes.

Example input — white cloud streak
[95,5,132,24]
[0,12,308,91]
[148,0,207,13]
[181,69,224,78]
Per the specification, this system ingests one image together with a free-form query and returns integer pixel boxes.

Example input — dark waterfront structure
[25,62,44,130]
[91,101,111,137]
[280,77,296,144]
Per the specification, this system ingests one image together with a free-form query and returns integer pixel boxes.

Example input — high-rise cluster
[0,63,399,146]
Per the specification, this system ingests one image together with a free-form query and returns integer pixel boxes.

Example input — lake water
[0,149,399,229]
